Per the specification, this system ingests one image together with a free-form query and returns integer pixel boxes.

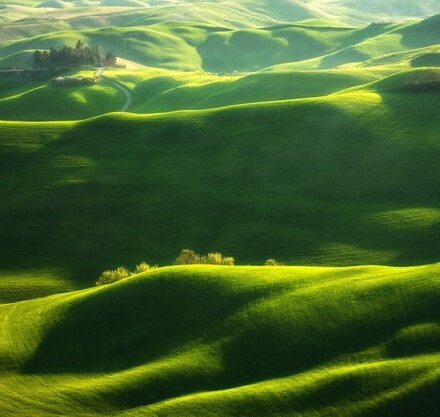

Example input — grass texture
[0,1,439,415]
[0,264,439,416]
[0,88,439,297]
[1,16,439,72]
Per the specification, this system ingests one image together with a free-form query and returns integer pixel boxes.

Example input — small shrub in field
[51,76,97,87]
[134,262,158,274]
[134,262,151,274]
[96,267,131,286]
[265,259,284,266]
[174,249,201,265]
[175,249,235,265]
[201,252,235,265]
[220,256,235,266]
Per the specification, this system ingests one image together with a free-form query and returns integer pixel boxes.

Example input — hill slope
[2,0,440,28]
[0,74,126,121]
[1,88,439,297]
[0,264,439,416]
[1,15,439,72]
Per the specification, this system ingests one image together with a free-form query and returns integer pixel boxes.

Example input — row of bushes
[96,249,285,286]
[174,249,235,266]
[173,250,284,267]
[51,75,97,87]
[96,262,156,286]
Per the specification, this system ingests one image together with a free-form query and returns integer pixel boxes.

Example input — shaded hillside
[0,89,439,295]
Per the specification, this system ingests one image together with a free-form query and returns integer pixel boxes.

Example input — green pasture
[0,3,439,415]
[0,264,438,415]
[1,89,439,298]
[1,16,438,73]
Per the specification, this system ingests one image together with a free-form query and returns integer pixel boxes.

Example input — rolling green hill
[103,66,382,113]
[0,70,126,120]
[1,88,439,298]
[0,65,386,121]
[0,264,439,415]
[323,0,440,22]
[2,0,440,28]
[1,1,439,414]
[1,16,439,73]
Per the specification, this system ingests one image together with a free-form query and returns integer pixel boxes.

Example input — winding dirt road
[105,79,132,111]
[95,68,132,112]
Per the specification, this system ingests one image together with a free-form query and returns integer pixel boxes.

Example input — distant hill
[3,0,440,28]
[36,0,74,8]
[99,0,148,7]
[335,0,440,18]
[2,15,440,72]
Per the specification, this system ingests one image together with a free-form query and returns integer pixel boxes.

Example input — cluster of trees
[96,251,285,286]
[34,40,116,67]
[173,250,283,267]
[51,75,97,87]
[174,249,235,266]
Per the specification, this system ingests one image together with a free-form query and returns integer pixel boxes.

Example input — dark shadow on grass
[24,266,440,410]
[399,15,440,50]
[1,95,440,289]
[218,279,440,386]
[411,53,440,68]
[23,268,272,375]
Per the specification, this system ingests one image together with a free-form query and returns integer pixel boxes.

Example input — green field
[0,264,439,416]
[1,17,440,72]
[0,0,439,415]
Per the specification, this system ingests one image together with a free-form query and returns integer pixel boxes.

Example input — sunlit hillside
[0,264,439,416]
[0,0,439,416]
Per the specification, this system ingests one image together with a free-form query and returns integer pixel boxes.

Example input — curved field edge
[0,264,439,416]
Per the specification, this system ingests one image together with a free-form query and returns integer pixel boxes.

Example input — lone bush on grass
[96,267,131,286]
[174,249,234,265]
[201,252,235,265]
[134,262,151,274]
[174,249,201,265]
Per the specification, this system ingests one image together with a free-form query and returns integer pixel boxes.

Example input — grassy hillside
[102,66,382,113]
[0,264,439,415]
[0,77,126,121]
[341,67,440,93]
[2,0,439,28]
[0,23,352,72]
[0,1,439,414]
[0,51,434,122]
[1,88,439,297]
[325,0,440,22]
[2,16,439,73]
[0,4,439,298]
